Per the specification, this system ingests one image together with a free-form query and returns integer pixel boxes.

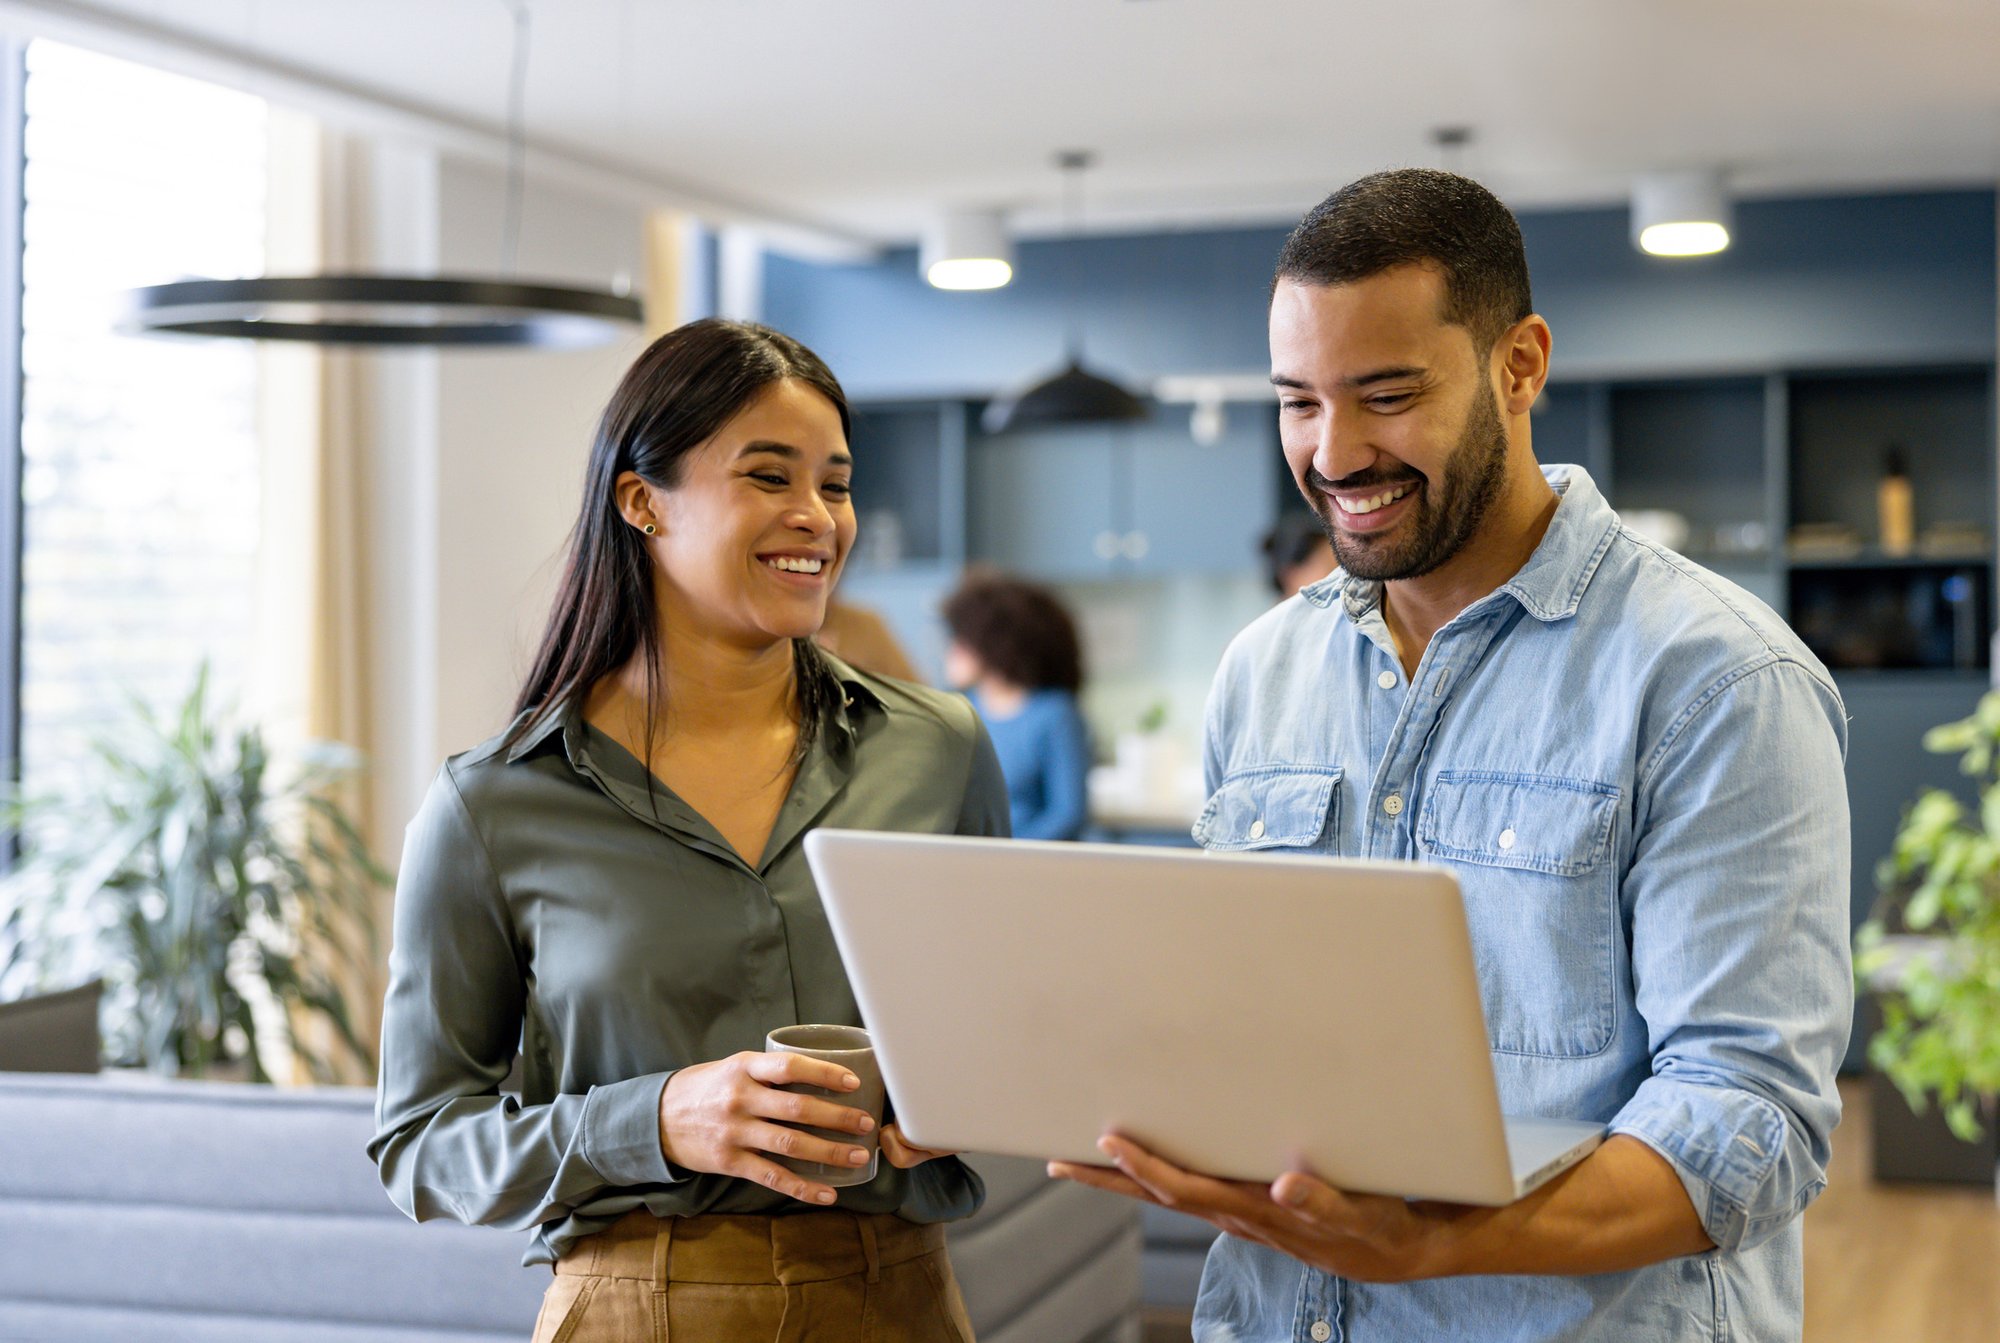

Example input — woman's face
[636,378,856,649]
[942,640,984,690]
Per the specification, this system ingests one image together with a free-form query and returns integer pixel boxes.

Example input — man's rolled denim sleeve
[1608,657,1852,1253]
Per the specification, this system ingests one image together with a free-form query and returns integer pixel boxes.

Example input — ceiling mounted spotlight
[1632,170,1733,258]
[922,208,1013,291]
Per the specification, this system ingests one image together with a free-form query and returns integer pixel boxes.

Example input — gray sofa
[0,1072,1139,1342]
[1141,1206,1218,1313]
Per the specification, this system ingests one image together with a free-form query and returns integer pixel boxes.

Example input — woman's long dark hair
[503,318,850,762]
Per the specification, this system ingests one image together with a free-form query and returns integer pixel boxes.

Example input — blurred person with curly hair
[941,572,1092,841]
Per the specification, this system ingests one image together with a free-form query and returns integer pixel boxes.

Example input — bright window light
[19,40,267,789]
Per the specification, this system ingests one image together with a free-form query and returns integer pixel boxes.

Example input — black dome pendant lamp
[121,2,642,348]
[981,151,1146,434]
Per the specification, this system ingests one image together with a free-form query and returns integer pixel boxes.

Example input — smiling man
[1051,170,1852,1341]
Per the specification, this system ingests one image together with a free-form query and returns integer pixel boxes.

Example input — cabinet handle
[1122,531,1150,560]
[1093,530,1120,560]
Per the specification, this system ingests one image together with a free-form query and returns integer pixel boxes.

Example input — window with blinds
[17,40,266,790]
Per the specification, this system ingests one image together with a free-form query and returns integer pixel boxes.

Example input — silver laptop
[804,829,1602,1206]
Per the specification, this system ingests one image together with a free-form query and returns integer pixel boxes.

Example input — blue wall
[1525,192,1995,378]
[765,226,1288,398]
[763,190,1996,399]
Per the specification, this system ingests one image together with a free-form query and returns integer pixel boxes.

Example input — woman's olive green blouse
[368,657,1011,1266]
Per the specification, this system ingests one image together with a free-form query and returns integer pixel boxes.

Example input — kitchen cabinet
[846,401,965,568]
[967,425,1121,578]
[967,403,1277,580]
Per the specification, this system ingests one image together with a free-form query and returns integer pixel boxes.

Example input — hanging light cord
[500,0,532,275]
[1057,149,1091,361]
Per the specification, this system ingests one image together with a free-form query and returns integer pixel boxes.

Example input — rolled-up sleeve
[1609,658,1852,1252]
[368,765,680,1230]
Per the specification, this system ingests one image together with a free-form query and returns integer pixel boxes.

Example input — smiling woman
[368,318,1010,1342]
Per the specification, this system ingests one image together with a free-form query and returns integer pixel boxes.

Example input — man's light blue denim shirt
[1191,465,1852,1342]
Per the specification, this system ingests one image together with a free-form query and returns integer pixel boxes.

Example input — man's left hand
[1049,1134,1459,1284]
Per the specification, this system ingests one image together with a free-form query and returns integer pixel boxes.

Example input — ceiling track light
[922,208,1013,291]
[1632,170,1733,258]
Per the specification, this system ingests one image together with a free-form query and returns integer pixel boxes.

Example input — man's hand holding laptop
[1050,1130,1709,1283]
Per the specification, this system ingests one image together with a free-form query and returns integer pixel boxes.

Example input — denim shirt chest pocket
[1417,770,1621,1057]
[1193,766,1341,853]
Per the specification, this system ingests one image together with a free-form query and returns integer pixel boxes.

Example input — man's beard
[1307,388,1510,582]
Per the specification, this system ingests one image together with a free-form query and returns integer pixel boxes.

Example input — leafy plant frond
[1859,689,2000,1138]
[0,663,389,1080]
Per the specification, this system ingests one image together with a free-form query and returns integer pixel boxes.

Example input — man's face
[1270,266,1511,582]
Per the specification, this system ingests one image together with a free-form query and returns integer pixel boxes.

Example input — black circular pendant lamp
[981,151,1147,435]
[121,3,642,348]
[123,275,640,348]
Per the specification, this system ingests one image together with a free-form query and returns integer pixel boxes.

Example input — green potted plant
[1856,690,2000,1172]
[0,667,386,1081]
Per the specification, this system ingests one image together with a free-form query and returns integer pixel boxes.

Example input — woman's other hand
[880,1124,955,1169]
[657,1051,876,1205]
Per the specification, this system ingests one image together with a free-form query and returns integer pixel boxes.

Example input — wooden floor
[1803,1078,2000,1342]
[1141,1079,2000,1342]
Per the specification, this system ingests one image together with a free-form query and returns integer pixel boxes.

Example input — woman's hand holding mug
[656,1052,876,1205]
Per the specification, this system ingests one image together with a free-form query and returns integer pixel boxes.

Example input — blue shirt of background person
[963,686,1090,841]
[942,572,1092,841]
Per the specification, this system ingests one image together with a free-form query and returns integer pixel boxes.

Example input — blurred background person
[942,571,1092,841]
[1262,510,1338,600]
[816,598,921,681]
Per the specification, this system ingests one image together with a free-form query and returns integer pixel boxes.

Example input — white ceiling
[15,0,2000,250]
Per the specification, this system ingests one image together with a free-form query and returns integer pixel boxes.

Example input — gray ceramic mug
[763,1023,886,1187]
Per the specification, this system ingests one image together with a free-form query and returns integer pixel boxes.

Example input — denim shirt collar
[1304,463,1621,626]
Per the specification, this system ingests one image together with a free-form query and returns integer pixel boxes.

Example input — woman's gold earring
[643,523,657,536]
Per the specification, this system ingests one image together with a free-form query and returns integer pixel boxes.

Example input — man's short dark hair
[1274,168,1532,354]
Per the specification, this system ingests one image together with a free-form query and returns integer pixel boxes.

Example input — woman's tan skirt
[530,1209,976,1343]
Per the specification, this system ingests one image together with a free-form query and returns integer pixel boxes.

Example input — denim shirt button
[1310,1322,1333,1342]
[1377,670,1396,689]
[1382,793,1404,816]
[1249,818,1266,840]
[1499,827,1517,850]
